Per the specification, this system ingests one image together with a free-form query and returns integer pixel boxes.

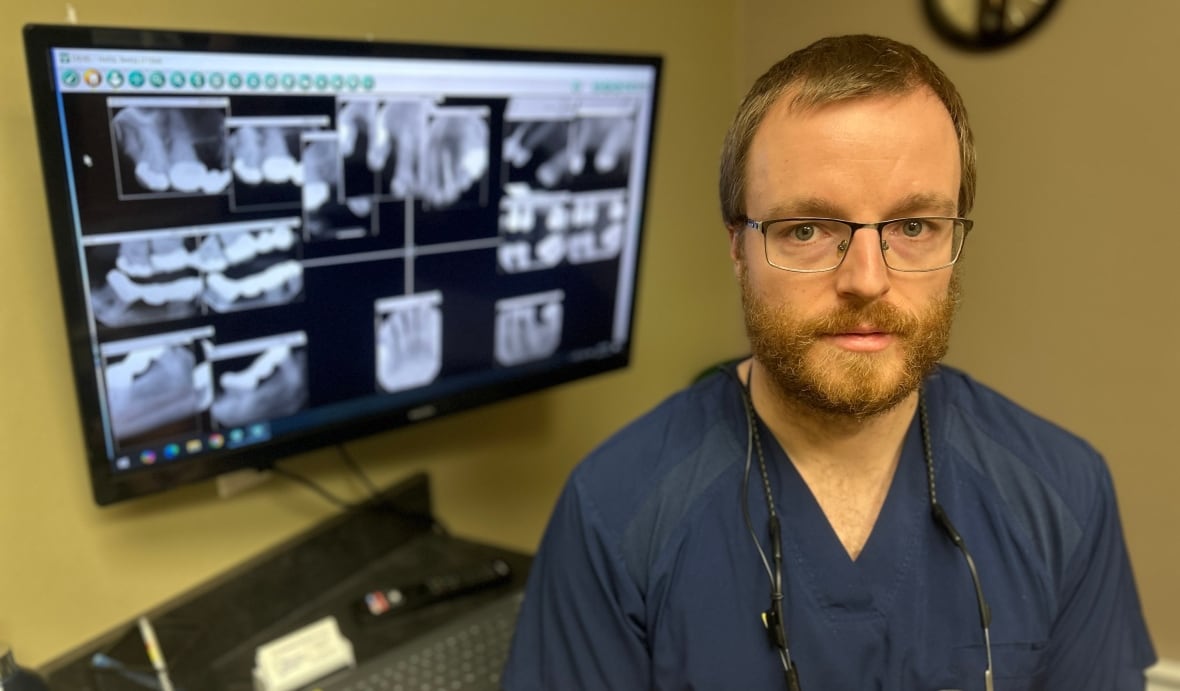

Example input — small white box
[253,615,355,691]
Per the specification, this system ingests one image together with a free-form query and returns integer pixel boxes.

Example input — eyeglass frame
[743,216,974,273]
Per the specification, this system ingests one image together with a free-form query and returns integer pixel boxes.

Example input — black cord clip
[761,599,787,651]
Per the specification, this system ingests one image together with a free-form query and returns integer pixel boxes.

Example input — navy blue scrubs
[502,366,1155,690]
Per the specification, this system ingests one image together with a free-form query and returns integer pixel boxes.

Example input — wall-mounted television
[23,23,661,505]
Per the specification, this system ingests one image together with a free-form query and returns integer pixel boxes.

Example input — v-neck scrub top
[502,365,1155,690]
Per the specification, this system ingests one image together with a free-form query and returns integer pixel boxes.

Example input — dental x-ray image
[88,234,204,329]
[86,219,305,328]
[565,189,628,264]
[301,131,375,241]
[496,186,627,272]
[497,184,570,273]
[494,290,564,367]
[503,98,637,191]
[337,99,489,210]
[227,115,330,210]
[418,107,491,209]
[338,97,427,201]
[208,333,309,429]
[202,220,304,313]
[101,330,214,446]
[375,291,443,393]
[109,97,232,197]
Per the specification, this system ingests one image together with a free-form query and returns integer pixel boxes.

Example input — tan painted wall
[736,0,1180,661]
[0,0,747,666]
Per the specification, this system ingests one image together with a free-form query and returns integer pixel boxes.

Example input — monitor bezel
[23,23,662,505]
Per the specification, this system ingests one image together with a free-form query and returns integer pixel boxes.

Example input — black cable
[334,444,450,535]
[336,443,385,500]
[269,464,357,510]
[728,364,801,687]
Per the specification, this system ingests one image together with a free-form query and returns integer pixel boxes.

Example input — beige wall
[0,0,747,667]
[737,0,1180,661]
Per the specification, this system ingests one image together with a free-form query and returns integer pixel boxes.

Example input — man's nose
[833,227,891,302]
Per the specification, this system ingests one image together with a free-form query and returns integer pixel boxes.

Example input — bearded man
[503,34,1154,691]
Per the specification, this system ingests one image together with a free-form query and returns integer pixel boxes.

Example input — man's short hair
[719,34,976,228]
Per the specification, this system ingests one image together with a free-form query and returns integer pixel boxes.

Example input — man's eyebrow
[759,197,845,219]
[887,192,958,218]
[756,193,958,220]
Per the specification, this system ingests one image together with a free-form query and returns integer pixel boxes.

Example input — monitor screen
[23,24,661,505]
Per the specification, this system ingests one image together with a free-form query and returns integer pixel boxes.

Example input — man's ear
[728,226,744,277]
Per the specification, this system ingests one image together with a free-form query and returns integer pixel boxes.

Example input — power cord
[268,446,449,535]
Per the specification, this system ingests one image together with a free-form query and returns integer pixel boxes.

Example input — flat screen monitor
[23,23,661,505]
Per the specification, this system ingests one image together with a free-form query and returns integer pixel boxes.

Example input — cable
[726,364,800,688]
[336,443,385,501]
[269,464,357,510]
[334,444,450,535]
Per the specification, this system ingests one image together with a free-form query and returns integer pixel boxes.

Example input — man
[502,35,1155,690]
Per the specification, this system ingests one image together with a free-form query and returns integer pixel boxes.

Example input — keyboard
[313,591,523,691]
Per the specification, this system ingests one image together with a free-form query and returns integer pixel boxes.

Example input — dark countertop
[41,473,531,690]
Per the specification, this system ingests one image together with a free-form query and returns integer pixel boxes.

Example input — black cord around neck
[732,364,992,690]
[735,365,801,688]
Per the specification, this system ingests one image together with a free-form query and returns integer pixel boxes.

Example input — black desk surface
[40,473,531,690]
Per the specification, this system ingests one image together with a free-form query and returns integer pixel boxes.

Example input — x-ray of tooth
[497,184,570,273]
[101,328,214,445]
[106,270,203,306]
[218,222,299,267]
[226,115,329,210]
[207,332,308,429]
[338,97,427,200]
[568,114,636,179]
[503,97,637,190]
[566,190,628,264]
[301,131,375,241]
[87,220,304,327]
[91,262,202,328]
[494,290,564,367]
[204,259,303,313]
[504,120,572,189]
[109,97,232,197]
[89,233,201,328]
[375,291,443,393]
[419,106,491,209]
[113,238,154,278]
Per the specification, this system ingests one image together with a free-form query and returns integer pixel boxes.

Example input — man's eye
[790,224,816,241]
[902,220,925,237]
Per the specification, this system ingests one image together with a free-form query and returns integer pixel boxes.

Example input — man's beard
[740,265,960,421]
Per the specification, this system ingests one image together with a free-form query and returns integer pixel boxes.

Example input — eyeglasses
[744,216,973,273]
